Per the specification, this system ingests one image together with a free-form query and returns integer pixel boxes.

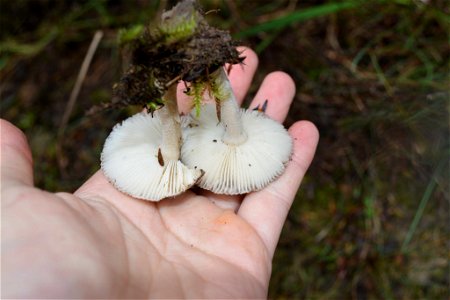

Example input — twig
[58,30,103,138]
[56,30,103,173]
[165,75,182,88]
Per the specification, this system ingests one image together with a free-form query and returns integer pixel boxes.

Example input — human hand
[2,47,319,298]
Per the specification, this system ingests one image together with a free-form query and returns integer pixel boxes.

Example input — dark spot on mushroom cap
[194,166,197,169]
[248,164,252,167]
[213,139,217,142]
[157,148,165,166]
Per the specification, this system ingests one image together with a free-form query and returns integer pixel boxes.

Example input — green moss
[159,14,199,44]
[118,24,144,45]
[185,81,206,117]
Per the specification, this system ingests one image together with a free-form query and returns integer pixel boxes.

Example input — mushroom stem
[158,85,181,162]
[212,68,248,146]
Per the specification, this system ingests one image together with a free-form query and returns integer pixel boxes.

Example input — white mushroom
[101,86,202,201]
[181,68,292,194]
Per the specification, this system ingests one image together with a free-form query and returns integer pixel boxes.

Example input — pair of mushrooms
[100,1,293,201]
[101,68,292,201]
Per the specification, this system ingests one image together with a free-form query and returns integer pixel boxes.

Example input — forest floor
[1,0,449,298]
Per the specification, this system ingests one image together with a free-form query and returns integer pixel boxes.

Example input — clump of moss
[112,0,244,114]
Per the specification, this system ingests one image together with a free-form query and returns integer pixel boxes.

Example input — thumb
[1,119,34,187]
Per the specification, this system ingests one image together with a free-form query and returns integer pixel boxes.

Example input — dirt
[112,0,242,114]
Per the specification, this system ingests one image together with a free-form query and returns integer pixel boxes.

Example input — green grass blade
[235,1,359,38]
[0,28,59,56]
[255,28,283,53]
[370,53,393,95]
[401,156,448,253]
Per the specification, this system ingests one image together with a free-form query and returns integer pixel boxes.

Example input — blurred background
[1,0,448,298]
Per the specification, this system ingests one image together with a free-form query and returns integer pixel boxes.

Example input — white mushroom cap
[101,112,202,201]
[181,104,292,194]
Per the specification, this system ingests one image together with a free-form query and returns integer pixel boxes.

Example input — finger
[176,46,259,114]
[0,119,34,187]
[249,71,295,123]
[238,121,319,258]
[227,46,259,105]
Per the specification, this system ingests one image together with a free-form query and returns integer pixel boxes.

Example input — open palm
[2,48,319,298]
